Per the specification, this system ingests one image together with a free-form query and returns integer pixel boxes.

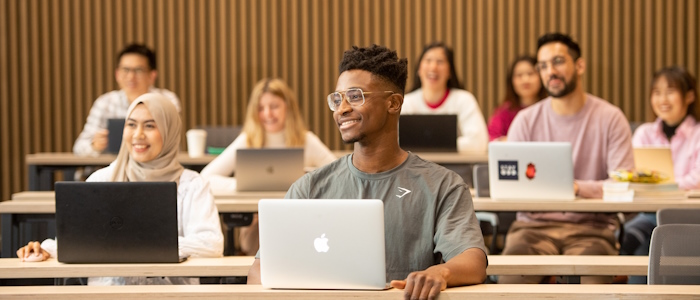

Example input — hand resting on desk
[16,241,50,262]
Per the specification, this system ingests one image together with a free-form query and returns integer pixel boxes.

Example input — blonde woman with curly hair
[202,78,336,255]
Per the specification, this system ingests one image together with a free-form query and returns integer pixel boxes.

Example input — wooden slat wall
[1,0,699,201]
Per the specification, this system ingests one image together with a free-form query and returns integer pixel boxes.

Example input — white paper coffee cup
[186,129,207,157]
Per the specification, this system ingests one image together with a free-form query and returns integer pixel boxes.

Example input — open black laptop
[399,114,458,152]
[106,118,125,154]
[55,181,185,263]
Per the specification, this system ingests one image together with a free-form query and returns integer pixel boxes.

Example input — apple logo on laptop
[314,234,330,252]
[526,163,536,180]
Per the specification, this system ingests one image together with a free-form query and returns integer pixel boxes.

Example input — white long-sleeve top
[200,131,337,193]
[402,88,488,153]
[41,166,224,285]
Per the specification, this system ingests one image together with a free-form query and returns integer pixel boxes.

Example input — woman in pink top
[487,56,547,141]
[622,66,699,284]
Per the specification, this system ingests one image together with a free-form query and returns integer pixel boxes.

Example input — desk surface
[0,255,647,278]
[8,193,700,213]
[2,284,699,299]
[26,152,216,166]
[0,256,254,279]
[26,151,488,166]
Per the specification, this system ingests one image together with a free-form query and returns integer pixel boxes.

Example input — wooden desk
[11,194,700,212]
[2,284,699,299]
[0,255,647,279]
[26,153,217,191]
[332,150,489,164]
[26,151,487,191]
[473,197,700,212]
[486,255,647,276]
[0,257,253,279]
[6,196,700,258]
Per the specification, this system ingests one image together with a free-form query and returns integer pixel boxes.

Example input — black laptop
[106,118,125,154]
[399,114,458,152]
[55,181,184,263]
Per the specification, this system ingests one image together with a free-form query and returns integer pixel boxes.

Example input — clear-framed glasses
[327,88,395,112]
[535,56,568,72]
[117,66,149,76]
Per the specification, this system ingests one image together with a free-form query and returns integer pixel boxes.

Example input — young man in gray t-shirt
[247,44,487,299]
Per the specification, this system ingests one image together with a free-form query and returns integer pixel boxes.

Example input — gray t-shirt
[285,152,487,281]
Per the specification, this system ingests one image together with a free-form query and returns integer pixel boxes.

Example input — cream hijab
[110,93,185,183]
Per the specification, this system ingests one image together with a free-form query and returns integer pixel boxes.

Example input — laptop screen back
[55,181,180,263]
[106,118,125,154]
[235,148,304,191]
[258,199,387,290]
[399,114,458,152]
[633,147,676,182]
[488,142,575,200]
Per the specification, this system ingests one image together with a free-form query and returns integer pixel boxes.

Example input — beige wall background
[1,0,699,201]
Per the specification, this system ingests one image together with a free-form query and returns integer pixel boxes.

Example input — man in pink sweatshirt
[498,33,635,284]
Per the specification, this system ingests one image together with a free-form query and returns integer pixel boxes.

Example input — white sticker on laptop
[498,160,518,180]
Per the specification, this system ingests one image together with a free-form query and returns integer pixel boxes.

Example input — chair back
[648,224,700,285]
[472,163,490,198]
[657,208,700,225]
[197,125,242,150]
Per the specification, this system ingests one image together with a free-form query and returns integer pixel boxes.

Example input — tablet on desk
[106,118,125,154]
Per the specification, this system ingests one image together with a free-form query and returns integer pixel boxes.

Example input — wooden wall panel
[1,0,699,202]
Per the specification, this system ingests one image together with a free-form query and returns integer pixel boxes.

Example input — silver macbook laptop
[633,147,676,182]
[399,114,458,152]
[55,181,186,263]
[236,148,304,191]
[258,199,388,290]
[488,142,575,200]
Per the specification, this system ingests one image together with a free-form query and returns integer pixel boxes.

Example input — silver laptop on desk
[235,148,304,191]
[488,142,575,200]
[258,199,388,290]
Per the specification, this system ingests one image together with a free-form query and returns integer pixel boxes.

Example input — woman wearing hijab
[17,93,224,285]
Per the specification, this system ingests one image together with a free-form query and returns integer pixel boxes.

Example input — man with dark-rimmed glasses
[247,44,487,300]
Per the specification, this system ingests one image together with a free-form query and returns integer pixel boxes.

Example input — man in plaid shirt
[73,44,181,156]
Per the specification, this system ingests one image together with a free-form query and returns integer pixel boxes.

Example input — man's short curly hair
[338,44,408,94]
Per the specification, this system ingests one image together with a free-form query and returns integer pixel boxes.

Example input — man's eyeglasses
[535,56,568,72]
[117,67,149,76]
[327,88,395,112]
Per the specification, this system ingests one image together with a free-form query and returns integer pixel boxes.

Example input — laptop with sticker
[235,148,305,191]
[258,199,388,290]
[488,142,575,200]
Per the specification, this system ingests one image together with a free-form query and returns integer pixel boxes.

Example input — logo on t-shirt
[396,187,412,198]
[498,160,518,180]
